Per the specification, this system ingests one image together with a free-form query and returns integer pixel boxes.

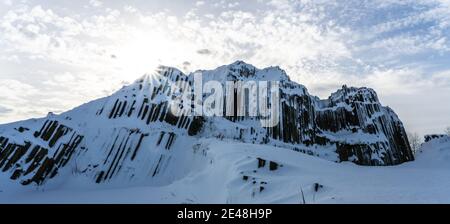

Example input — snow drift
[0,136,448,203]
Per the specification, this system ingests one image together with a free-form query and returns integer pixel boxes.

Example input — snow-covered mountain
[0,61,413,190]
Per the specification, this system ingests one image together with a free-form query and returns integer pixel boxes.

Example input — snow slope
[1,136,449,204]
[0,61,420,203]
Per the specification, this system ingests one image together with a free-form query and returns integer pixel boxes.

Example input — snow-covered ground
[1,136,449,204]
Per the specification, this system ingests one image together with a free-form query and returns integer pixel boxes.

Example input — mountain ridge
[0,61,413,188]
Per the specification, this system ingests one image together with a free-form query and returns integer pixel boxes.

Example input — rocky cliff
[0,61,413,187]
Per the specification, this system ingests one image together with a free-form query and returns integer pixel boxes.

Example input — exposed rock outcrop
[0,61,414,186]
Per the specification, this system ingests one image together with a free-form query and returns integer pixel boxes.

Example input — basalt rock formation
[0,61,413,187]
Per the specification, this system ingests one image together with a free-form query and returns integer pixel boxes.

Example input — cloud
[2,0,12,6]
[195,1,205,7]
[124,5,137,13]
[182,61,191,71]
[0,0,450,135]
[227,2,240,8]
[0,79,40,123]
[89,0,103,8]
[196,49,212,55]
[0,105,12,114]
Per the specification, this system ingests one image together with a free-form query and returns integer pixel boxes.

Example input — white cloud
[228,2,239,8]
[0,79,40,123]
[195,1,205,7]
[89,0,102,8]
[2,0,12,6]
[0,0,449,135]
[124,5,137,13]
[0,105,12,114]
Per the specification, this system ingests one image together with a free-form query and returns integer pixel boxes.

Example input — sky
[0,0,449,137]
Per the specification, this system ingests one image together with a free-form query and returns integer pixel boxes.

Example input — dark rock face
[98,67,205,138]
[314,86,414,165]
[0,120,83,185]
[425,134,447,142]
[0,61,414,186]
[195,64,414,166]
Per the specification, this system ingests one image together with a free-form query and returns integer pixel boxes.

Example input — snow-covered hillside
[0,136,449,204]
[0,61,418,203]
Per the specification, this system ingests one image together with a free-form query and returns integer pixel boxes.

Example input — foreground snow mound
[0,61,412,190]
[0,138,448,204]
[413,136,450,168]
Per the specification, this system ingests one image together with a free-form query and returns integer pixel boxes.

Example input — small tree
[408,132,421,154]
[445,127,450,136]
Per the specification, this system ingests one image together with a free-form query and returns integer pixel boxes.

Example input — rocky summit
[0,61,413,187]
